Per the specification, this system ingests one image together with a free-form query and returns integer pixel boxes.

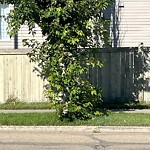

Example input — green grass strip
[0,102,52,110]
[0,112,150,126]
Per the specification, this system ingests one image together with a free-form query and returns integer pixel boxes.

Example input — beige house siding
[0,4,44,49]
[115,0,150,47]
[0,40,14,49]
[0,24,44,49]
[1,2,150,48]
[18,24,45,49]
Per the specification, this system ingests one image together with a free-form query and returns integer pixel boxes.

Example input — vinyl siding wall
[18,0,150,48]
[0,5,44,49]
[18,24,44,49]
[115,0,150,47]
[1,2,150,48]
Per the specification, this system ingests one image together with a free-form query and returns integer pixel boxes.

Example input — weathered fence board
[101,51,111,101]
[0,48,150,103]
[0,50,47,103]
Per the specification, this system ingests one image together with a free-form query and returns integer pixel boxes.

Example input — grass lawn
[0,112,150,126]
[0,100,150,110]
[1,101,150,110]
[0,102,52,110]
[0,101,150,126]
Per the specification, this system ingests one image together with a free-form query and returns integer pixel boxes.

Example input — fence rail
[0,48,150,103]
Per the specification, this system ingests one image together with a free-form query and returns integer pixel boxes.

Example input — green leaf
[91,90,97,95]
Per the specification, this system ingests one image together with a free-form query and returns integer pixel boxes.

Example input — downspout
[14,4,18,49]
[112,0,117,48]
[14,33,18,49]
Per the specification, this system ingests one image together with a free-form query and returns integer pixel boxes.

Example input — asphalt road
[0,130,150,150]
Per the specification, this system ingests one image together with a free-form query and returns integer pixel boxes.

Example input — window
[0,4,9,40]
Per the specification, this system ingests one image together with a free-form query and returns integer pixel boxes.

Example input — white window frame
[0,3,10,41]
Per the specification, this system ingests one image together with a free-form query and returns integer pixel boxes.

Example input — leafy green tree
[1,0,110,120]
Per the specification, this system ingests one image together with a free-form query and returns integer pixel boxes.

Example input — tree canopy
[0,0,111,120]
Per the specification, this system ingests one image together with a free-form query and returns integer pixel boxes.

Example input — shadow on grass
[101,101,150,111]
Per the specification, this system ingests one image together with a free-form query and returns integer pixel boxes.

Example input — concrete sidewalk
[0,126,150,133]
[0,109,150,114]
[112,109,150,114]
[0,109,55,113]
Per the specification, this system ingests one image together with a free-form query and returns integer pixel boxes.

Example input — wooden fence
[89,47,150,103]
[0,48,150,103]
[0,50,47,103]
